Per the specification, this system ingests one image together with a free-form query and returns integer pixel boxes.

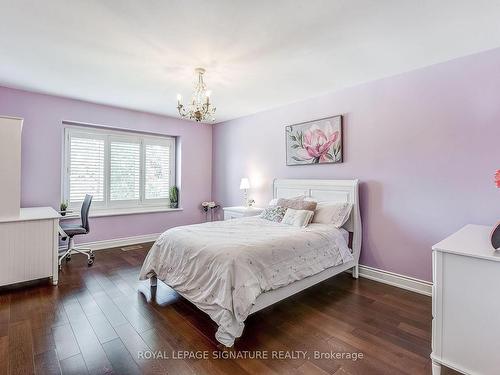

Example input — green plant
[60,201,68,211]
[169,186,178,205]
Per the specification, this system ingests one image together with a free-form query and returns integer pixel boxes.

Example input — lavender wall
[212,48,500,282]
[0,86,212,243]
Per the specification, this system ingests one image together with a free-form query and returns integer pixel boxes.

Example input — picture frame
[285,115,343,166]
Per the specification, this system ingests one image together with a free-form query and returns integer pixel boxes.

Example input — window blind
[110,140,141,201]
[68,136,105,202]
[145,143,170,200]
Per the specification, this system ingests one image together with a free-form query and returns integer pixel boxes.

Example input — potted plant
[60,201,68,216]
[169,186,179,208]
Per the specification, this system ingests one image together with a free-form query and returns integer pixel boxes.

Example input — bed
[139,179,362,347]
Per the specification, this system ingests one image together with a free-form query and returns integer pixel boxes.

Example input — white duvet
[139,216,353,346]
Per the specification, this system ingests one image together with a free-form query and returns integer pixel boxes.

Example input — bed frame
[249,178,362,314]
[149,178,362,323]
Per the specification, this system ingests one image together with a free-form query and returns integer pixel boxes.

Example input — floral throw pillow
[260,206,288,222]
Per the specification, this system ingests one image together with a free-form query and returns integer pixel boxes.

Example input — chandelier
[177,68,216,122]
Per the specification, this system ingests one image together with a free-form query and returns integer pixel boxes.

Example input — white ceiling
[1,0,500,123]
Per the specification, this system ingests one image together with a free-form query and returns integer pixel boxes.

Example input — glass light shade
[239,178,250,190]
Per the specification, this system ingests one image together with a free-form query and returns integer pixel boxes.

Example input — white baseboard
[71,233,433,296]
[76,233,161,251]
[356,264,432,296]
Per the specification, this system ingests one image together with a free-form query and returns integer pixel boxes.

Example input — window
[63,125,176,215]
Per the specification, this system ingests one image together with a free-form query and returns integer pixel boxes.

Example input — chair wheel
[59,264,62,270]
[66,254,71,261]
[90,253,95,259]
[87,259,94,266]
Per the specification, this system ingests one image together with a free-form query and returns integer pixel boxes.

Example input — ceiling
[1,0,500,123]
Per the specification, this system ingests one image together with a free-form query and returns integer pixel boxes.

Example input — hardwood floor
[0,243,455,375]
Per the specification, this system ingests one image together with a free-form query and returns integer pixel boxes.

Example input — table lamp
[239,178,250,206]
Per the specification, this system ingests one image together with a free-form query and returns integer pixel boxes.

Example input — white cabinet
[431,224,500,375]
[223,206,264,220]
[0,116,23,219]
[0,207,60,286]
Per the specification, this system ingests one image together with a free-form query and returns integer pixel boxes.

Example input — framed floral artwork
[286,115,343,165]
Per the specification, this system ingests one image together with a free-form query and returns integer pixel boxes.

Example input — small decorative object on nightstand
[239,177,251,206]
[223,206,264,220]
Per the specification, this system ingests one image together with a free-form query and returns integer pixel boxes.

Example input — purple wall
[212,48,500,282]
[0,86,212,243]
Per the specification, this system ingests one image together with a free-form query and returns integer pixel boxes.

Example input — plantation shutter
[144,141,172,200]
[68,135,105,203]
[64,126,175,211]
[109,139,141,201]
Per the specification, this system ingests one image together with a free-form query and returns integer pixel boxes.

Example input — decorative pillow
[277,197,316,211]
[312,202,353,228]
[281,208,314,228]
[259,206,288,222]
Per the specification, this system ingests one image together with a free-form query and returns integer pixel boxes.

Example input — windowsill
[60,206,183,220]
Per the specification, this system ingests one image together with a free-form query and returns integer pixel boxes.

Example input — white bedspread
[139,216,352,346]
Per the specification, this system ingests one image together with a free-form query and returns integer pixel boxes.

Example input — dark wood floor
[0,243,455,375]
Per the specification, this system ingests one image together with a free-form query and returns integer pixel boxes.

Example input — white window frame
[62,125,176,216]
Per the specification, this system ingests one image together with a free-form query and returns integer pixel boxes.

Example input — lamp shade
[239,178,250,190]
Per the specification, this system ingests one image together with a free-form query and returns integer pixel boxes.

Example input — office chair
[59,194,95,268]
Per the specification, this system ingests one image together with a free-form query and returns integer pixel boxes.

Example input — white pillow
[312,202,353,228]
[269,195,305,206]
[281,208,314,228]
[268,198,278,206]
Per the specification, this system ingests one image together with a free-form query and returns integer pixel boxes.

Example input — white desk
[0,207,60,286]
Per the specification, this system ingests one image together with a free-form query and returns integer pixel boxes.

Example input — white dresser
[431,224,500,375]
[0,207,60,286]
[223,206,264,220]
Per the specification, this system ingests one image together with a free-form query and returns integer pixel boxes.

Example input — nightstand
[223,206,264,220]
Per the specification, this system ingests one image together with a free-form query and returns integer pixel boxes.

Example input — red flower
[496,170,500,188]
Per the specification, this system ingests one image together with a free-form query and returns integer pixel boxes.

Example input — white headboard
[273,179,362,263]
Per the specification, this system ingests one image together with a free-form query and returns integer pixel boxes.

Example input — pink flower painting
[286,115,343,165]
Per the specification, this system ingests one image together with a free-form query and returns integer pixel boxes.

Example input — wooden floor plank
[0,294,10,337]
[34,349,61,375]
[52,324,80,361]
[59,354,89,375]
[63,300,113,374]
[8,320,35,375]
[90,292,127,328]
[102,338,141,375]
[113,323,165,374]
[86,313,118,345]
[0,335,8,375]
